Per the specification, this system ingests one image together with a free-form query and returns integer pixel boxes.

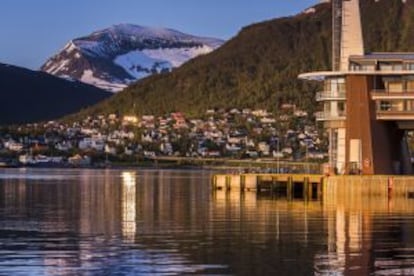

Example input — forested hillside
[72,0,414,119]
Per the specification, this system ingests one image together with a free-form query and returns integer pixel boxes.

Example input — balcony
[315,111,346,121]
[375,100,414,120]
[372,91,414,120]
[316,91,346,101]
[371,90,414,100]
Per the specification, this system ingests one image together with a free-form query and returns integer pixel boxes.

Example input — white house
[260,117,276,124]
[160,142,173,155]
[123,115,139,125]
[105,144,117,155]
[78,138,105,151]
[258,142,270,156]
[55,141,73,151]
[4,140,23,152]
[226,144,242,152]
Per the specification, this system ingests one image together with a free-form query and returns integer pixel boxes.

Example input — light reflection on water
[0,168,414,275]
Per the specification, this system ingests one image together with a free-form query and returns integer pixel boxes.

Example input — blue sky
[0,0,318,69]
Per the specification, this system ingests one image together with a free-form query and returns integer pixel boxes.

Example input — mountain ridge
[0,63,111,125]
[41,24,224,92]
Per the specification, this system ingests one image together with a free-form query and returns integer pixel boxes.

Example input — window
[362,65,375,71]
[325,78,345,95]
[387,81,403,93]
[406,63,414,71]
[379,101,391,111]
[406,100,414,111]
[406,80,414,92]
[379,62,403,71]
[393,64,403,71]
[392,101,404,111]
[379,63,393,71]
[349,64,361,71]
[324,102,331,113]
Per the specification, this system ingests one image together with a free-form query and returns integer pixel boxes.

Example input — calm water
[1,169,414,275]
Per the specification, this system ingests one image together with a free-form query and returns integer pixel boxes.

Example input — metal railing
[371,90,414,100]
[376,104,414,113]
[349,66,376,72]
[349,66,414,72]
[376,110,414,120]
[316,91,346,101]
[315,111,346,121]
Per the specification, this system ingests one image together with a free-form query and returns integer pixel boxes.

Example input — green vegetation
[71,1,414,119]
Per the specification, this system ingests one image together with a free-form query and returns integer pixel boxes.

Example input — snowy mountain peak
[41,24,225,92]
[102,24,190,39]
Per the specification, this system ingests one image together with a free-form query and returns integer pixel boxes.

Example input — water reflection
[121,171,136,241]
[314,181,414,275]
[212,183,414,275]
[0,169,228,275]
[1,169,414,275]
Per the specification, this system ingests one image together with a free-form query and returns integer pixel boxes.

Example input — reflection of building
[121,171,137,241]
[316,177,414,275]
[79,169,121,235]
[300,0,414,174]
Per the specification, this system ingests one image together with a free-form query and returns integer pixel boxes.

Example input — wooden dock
[212,174,325,200]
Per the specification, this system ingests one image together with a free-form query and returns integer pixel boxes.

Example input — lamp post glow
[276,138,280,174]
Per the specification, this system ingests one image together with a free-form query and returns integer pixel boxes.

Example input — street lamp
[304,138,312,174]
[276,137,280,174]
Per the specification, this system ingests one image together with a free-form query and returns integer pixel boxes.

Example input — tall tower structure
[333,0,364,71]
[332,0,342,71]
[300,0,414,175]
[339,0,364,70]
[321,0,365,173]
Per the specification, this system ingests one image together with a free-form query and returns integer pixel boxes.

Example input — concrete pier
[212,174,414,200]
[213,173,325,200]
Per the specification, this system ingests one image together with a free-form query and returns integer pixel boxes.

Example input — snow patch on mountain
[74,40,103,57]
[47,59,70,75]
[81,70,126,92]
[113,45,214,80]
[64,41,77,53]
[303,7,316,14]
[143,45,213,67]
[114,51,171,79]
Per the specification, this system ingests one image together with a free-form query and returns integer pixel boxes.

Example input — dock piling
[213,173,325,200]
